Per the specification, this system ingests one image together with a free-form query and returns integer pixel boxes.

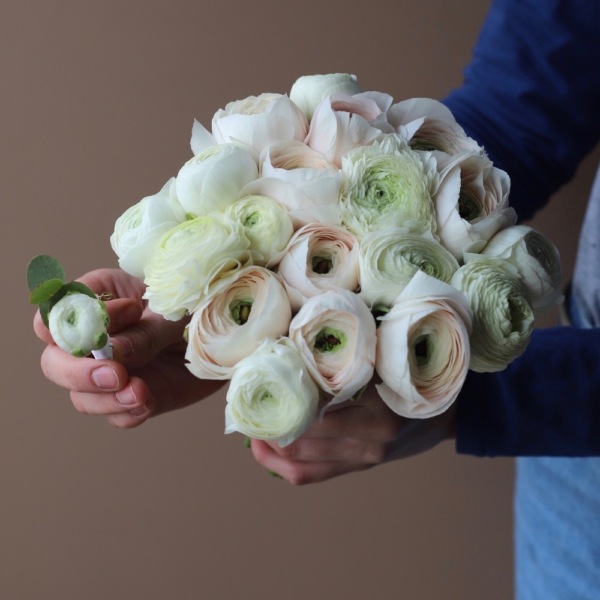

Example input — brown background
[2,1,598,598]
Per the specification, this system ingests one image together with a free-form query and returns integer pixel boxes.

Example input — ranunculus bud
[290,73,362,121]
[49,294,110,357]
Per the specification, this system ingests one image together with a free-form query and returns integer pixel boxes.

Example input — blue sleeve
[443,0,600,220]
[441,0,600,456]
[456,327,600,456]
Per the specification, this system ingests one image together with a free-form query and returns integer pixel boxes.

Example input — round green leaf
[27,255,65,292]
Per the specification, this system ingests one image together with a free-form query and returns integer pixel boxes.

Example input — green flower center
[230,300,253,325]
[314,327,347,353]
[458,191,483,222]
[413,334,432,367]
[244,212,260,227]
[312,256,334,274]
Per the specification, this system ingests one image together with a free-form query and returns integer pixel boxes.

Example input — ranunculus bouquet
[109,73,562,446]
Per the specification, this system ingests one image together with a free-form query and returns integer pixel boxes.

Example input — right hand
[33,268,226,428]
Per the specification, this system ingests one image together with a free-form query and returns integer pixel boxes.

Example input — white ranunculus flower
[175,143,259,218]
[185,266,292,380]
[289,289,376,406]
[110,178,187,279]
[359,228,460,308]
[225,338,320,447]
[375,271,472,418]
[289,73,362,121]
[305,94,383,168]
[480,225,562,311]
[49,294,110,357]
[190,119,217,155]
[211,93,308,155]
[385,98,483,154]
[434,150,517,260]
[143,213,252,321]
[276,223,360,311]
[451,257,534,372]
[249,140,342,227]
[340,134,439,238]
[225,195,294,265]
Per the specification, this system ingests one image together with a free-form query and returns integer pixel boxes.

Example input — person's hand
[33,268,226,428]
[250,384,456,485]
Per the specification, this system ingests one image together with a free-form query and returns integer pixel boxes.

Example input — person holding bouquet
[33,0,599,596]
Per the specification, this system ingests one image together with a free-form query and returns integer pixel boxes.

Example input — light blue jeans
[515,294,600,599]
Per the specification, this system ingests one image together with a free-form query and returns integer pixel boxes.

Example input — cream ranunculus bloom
[375,270,472,418]
[480,224,562,311]
[289,73,362,121]
[451,257,534,372]
[225,195,294,265]
[276,223,360,311]
[175,143,259,218]
[358,228,460,308]
[211,93,308,155]
[225,338,320,447]
[305,94,383,168]
[185,266,292,380]
[385,98,483,154]
[434,150,517,261]
[245,140,342,227]
[49,293,110,357]
[340,134,439,239]
[143,213,253,321]
[110,178,187,279]
[289,289,376,406]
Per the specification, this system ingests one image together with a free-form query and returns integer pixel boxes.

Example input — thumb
[110,308,188,369]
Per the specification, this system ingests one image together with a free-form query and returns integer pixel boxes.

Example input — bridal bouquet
[107,73,561,446]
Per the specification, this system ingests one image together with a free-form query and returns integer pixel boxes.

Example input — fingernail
[111,336,133,357]
[92,366,119,391]
[116,386,138,406]
[129,403,150,417]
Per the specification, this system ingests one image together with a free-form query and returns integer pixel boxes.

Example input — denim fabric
[515,458,600,599]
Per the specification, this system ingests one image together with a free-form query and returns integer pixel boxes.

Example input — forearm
[456,326,600,456]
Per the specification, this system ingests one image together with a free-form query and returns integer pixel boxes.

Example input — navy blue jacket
[443,0,600,456]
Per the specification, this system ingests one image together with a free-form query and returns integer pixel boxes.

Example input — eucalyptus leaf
[27,255,65,292]
[29,279,65,305]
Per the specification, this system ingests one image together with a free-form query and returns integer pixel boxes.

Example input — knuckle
[70,391,90,415]
[363,444,386,465]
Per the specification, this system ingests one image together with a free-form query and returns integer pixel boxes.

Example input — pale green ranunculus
[143,213,252,321]
[340,134,438,239]
[451,257,534,372]
[289,73,362,121]
[110,178,187,279]
[49,294,109,357]
[480,224,562,311]
[225,195,294,265]
[175,143,259,218]
[358,228,459,307]
[225,338,319,447]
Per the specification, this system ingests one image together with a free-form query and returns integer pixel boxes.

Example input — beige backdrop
[3,1,599,598]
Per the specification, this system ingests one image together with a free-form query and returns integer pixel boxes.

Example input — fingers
[41,344,129,393]
[251,440,373,485]
[249,395,406,485]
[71,376,155,428]
[109,310,187,370]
